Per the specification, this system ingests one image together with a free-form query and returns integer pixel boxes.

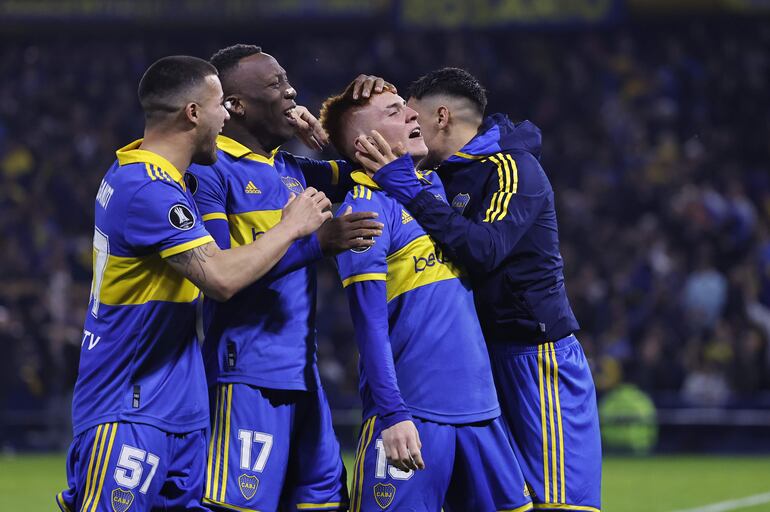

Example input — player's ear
[224,96,245,117]
[436,105,450,130]
[184,102,200,126]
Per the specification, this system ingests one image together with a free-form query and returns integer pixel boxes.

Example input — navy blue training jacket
[403,114,579,345]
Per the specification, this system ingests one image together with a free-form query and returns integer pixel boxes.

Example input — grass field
[1,454,769,511]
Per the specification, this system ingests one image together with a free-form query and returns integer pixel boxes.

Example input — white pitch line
[672,491,770,512]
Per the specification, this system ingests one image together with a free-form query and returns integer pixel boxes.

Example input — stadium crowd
[1,19,769,448]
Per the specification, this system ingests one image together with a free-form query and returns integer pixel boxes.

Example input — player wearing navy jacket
[58,56,331,512]
[320,82,532,512]
[364,68,602,512]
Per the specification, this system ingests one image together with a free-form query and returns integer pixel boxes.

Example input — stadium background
[1,0,770,510]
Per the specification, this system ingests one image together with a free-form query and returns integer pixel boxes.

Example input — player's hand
[281,187,333,238]
[288,105,329,151]
[351,75,396,100]
[355,130,406,177]
[381,420,425,472]
[316,206,383,256]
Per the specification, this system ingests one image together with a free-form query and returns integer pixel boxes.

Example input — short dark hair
[407,67,487,116]
[209,44,262,84]
[138,55,217,119]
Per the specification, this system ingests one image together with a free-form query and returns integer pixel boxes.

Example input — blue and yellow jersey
[336,161,500,424]
[187,135,347,391]
[71,140,214,436]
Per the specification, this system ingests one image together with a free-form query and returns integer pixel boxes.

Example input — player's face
[231,53,297,149]
[405,97,443,167]
[192,75,230,166]
[348,91,428,161]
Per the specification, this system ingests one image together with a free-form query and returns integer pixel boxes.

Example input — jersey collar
[216,135,279,166]
[116,139,185,186]
[350,170,381,190]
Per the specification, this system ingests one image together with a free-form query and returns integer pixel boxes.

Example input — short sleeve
[125,181,214,258]
[335,187,390,287]
[295,156,355,202]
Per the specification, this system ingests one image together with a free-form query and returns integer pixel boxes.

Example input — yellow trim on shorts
[498,504,534,512]
[351,416,376,512]
[545,343,557,504]
[80,423,103,511]
[211,385,227,500]
[220,384,234,503]
[550,343,566,503]
[533,504,600,512]
[202,496,261,512]
[80,422,117,512]
[87,423,118,512]
[537,345,550,503]
[56,491,71,512]
[206,386,221,499]
[296,502,343,510]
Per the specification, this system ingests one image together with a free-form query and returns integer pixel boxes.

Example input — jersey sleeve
[125,181,214,258]
[187,164,231,249]
[295,156,355,202]
[407,151,549,274]
[345,280,412,427]
[335,187,390,287]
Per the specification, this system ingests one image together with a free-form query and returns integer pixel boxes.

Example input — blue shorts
[489,335,602,511]
[349,415,533,512]
[203,383,348,512]
[57,422,209,512]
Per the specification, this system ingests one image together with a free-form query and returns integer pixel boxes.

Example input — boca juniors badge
[451,193,471,214]
[111,488,134,512]
[239,474,259,500]
[373,483,396,509]
[281,176,304,194]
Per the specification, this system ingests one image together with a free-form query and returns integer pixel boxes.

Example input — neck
[222,122,275,158]
[139,128,194,175]
[441,121,482,162]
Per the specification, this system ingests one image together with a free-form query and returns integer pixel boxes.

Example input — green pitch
[2,454,770,511]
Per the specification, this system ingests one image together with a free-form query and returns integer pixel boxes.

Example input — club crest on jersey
[168,204,195,230]
[238,474,259,500]
[184,173,198,195]
[451,193,471,214]
[374,483,396,509]
[281,176,304,194]
[111,488,134,512]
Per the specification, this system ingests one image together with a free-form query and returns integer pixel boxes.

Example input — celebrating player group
[58,44,601,512]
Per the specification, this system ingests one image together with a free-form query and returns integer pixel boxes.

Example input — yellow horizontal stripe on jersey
[227,209,283,247]
[202,212,228,222]
[202,497,261,512]
[159,235,215,258]
[385,235,462,302]
[532,505,600,512]
[98,252,201,305]
[342,273,387,287]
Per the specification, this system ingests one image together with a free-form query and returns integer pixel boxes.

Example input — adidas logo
[401,209,413,224]
[245,181,261,194]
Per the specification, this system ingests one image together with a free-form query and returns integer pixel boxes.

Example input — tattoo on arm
[166,242,218,284]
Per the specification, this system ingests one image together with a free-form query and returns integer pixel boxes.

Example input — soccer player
[319,82,533,512]
[57,56,332,512]
[186,44,386,512]
[362,68,602,512]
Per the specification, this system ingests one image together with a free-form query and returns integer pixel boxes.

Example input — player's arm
[165,188,331,301]
[336,194,425,472]
[359,132,548,274]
